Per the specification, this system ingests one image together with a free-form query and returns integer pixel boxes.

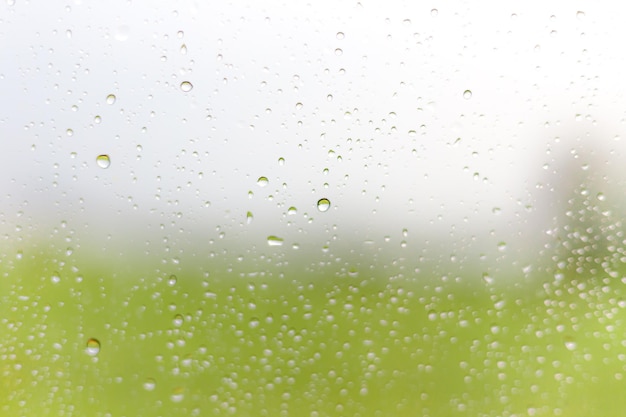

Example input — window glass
[2,2,626,416]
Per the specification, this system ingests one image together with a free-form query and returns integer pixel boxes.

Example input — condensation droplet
[431,8,439,17]
[180,81,193,92]
[106,94,116,105]
[336,32,345,40]
[317,198,331,212]
[246,211,254,224]
[86,338,101,356]
[267,236,284,246]
[278,157,285,166]
[257,176,269,187]
[168,275,177,286]
[463,90,472,99]
[96,154,111,169]
[173,314,184,327]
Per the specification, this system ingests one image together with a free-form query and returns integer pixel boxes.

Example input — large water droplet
[180,81,193,92]
[317,198,331,212]
[463,90,472,99]
[267,236,284,246]
[257,176,269,187]
[96,154,111,168]
[85,338,101,356]
[106,94,116,105]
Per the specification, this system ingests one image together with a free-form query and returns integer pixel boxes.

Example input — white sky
[2,0,626,269]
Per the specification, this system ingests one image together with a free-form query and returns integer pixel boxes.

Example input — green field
[2,243,626,417]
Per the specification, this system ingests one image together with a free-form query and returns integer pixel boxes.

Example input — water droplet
[85,338,101,356]
[427,310,437,321]
[96,154,111,169]
[143,378,156,391]
[94,115,101,124]
[180,43,187,54]
[463,90,472,99]
[596,192,606,201]
[106,94,116,105]
[171,387,184,402]
[576,10,585,20]
[287,206,297,215]
[334,48,343,56]
[564,338,577,351]
[249,317,260,328]
[180,81,193,92]
[115,25,130,41]
[173,314,184,327]
[168,275,177,286]
[317,198,331,212]
[430,8,439,17]
[257,176,269,187]
[246,211,254,224]
[295,102,303,110]
[336,32,345,40]
[66,128,73,136]
[267,236,284,246]
[278,157,285,166]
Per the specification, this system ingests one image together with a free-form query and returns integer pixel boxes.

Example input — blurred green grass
[2,245,626,417]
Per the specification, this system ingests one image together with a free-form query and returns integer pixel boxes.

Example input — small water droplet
[463,90,472,99]
[267,236,284,246]
[430,8,439,17]
[278,157,285,166]
[96,154,111,169]
[180,81,193,92]
[106,94,116,105]
[427,310,437,321]
[287,206,297,215]
[171,387,184,402]
[173,314,184,327]
[317,198,331,212]
[564,338,577,351]
[336,32,345,40]
[180,43,187,54]
[86,338,101,356]
[257,176,269,187]
[143,378,156,391]
[168,275,177,286]
[249,317,260,328]
[334,48,343,56]
[246,211,254,224]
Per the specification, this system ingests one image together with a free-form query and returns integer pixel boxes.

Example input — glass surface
[2,2,626,416]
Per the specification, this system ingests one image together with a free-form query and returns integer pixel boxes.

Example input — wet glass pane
[2,2,626,416]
